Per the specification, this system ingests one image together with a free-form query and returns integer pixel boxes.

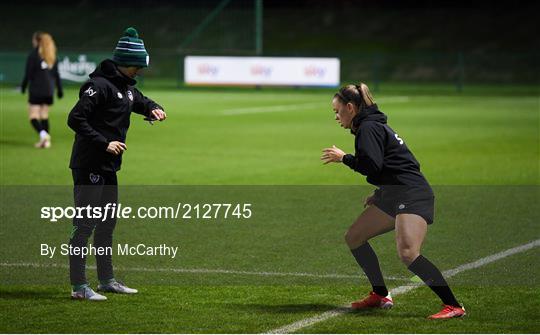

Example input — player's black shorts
[371,185,435,224]
[29,95,53,105]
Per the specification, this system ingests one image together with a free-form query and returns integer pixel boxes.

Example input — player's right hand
[106,141,127,155]
[321,145,346,164]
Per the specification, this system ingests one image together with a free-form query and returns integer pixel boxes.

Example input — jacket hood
[89,59,136,86]
[351,104,387,134]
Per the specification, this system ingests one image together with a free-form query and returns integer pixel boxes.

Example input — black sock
[41,119,49,133]
[408,255,460,307]
[351,243,388,297]
[30,119,42,134]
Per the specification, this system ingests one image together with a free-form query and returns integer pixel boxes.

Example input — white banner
[184,56,340,87]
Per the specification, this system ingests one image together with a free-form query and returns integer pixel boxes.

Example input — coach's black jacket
[68,59,163,172]
[21,48,63,100]
[342,105,430,188]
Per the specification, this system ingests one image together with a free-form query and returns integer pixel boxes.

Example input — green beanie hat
[112,27,149,68]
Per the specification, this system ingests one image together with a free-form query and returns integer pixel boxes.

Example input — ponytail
[35,32,57,69]
[334,82,376,109]
[358,83,375,107]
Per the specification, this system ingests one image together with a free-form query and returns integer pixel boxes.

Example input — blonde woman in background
[21,31,63,148]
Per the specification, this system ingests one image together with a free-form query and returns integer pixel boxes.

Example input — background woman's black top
[21,48,63,102]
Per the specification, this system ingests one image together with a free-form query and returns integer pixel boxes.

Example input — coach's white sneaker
[97,280,138,294]
[71,286,107,301]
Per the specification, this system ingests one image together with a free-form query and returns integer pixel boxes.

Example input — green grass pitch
[0,84,539,333]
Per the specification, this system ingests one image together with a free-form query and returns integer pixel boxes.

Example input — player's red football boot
[428,304,466,319]
[351,291,393,310]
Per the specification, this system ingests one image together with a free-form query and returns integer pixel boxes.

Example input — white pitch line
[266,239,540,334]
[0,262,407,281]
[221,97,410,115]
[221,102,323,115]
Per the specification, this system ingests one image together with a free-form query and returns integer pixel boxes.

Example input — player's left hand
[150,109,166,121]
[321,145,346,164]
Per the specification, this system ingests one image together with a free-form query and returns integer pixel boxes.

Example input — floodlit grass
[1,86,538,185]
[0,84,538,333]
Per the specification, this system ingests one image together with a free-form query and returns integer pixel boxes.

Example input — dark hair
[334,83,376,109]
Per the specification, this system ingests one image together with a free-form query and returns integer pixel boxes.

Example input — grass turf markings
[0,262,408,281]
[266,239,540,334]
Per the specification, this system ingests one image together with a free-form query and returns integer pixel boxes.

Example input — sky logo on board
[304,66,326,77]
[251,65,272,77]
[198,64,219,76]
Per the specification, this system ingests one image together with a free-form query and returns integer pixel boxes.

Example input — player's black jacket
[68,59,163,172]
[342,104,430,188]
[21,48,63,100]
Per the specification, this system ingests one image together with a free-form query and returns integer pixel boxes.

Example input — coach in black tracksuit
[322,84,465,319]
[67,27,166,300]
